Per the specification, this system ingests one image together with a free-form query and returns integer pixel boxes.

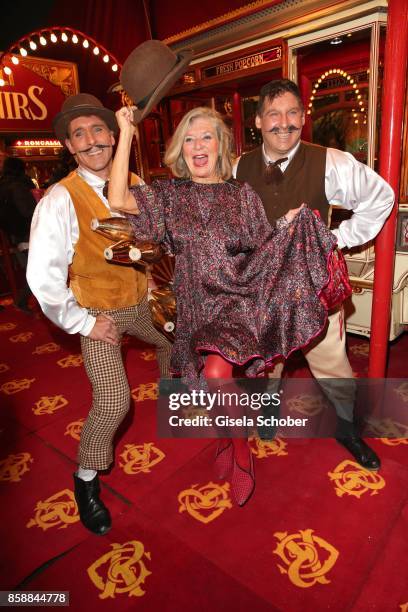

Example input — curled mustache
[77,144,111,154]
[268,126,301,134]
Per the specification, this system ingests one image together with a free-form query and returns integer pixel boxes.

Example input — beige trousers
[269,307,355,420]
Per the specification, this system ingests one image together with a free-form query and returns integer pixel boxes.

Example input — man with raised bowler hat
[26,91,173,535]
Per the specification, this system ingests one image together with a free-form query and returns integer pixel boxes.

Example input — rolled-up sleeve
[27,184,95,335]
[326,148,394,249]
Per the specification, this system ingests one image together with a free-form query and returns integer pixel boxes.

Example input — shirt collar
[262,140,301,168]
[77,166,107,190]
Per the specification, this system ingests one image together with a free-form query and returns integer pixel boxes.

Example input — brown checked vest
[236,141,329,225]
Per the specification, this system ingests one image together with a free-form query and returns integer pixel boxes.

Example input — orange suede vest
[61,171,146,310]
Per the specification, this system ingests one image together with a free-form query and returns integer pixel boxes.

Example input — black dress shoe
[335,436,381,471]
[73,473,112,535]
[257,403,280,441]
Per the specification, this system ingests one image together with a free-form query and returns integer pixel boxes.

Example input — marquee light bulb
[39,36,47,45]
[4,66,12,75]
[29,41,37,50]
[20,47,28,56]
[11,56,19,65]
[61,32,68,42]
[72,34,78,43]
[50,33,57,43]
[103,54,109,63]
[112,64,118,72]
[93,46,99,55]
[83,39,89,48]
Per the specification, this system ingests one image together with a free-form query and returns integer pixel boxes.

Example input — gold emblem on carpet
[131,383,158,402]
[26,489,79,530]
[140,350,156,361]
[249,436,288,457]
[366,417,408,443]
[350,342,369,357]
[33,395,68,415]
[87,540,151,599]
[0,363,10,373]
[273,529,339,588]
[328,460,385,498]
[286,394,325,416]
[32,342,61,355]
[178,482,232,523]
[1,378,35,394]
[394,381,408,403]
[0,322,17,332]
[57,354,83,368]
[119,443,165,475]
[65,418,85,441]
[0,452,33,482]
[9,332,34,343]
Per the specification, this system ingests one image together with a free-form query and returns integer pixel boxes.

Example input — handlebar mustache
[77,144,111,154]
[268,126,301,134]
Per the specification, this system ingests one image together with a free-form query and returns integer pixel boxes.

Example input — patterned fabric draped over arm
[239,182,275,248]
[126,180,173,253]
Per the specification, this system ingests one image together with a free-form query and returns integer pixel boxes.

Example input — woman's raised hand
[284,203,306,224]
[116,106,137,134]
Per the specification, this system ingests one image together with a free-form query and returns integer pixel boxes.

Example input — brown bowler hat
[53,93,118,142]
[120,40,193,124]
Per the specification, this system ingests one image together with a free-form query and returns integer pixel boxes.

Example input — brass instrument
[91,217,176,341]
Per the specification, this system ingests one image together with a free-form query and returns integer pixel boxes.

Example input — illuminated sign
[12,139,62,147]
[203,46,282,79]
[0,55,78,133]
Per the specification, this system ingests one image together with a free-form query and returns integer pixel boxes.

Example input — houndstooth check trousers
[78,295,172,470]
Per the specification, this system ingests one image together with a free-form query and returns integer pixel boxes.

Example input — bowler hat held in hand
[120,40,193,125]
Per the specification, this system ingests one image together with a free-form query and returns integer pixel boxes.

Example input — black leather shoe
[335,436,381,471]
[257,403,280,441]
[73,473,112,535]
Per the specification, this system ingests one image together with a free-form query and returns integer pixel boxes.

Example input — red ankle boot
[231,451,255,507]
[214,439,234,479]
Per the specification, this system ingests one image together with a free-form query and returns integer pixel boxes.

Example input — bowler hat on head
[53,93,118,142]
[120,40,193,125]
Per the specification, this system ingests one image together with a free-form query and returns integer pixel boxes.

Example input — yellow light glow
[72,34,79,43]
[103,54,109,63]
[20,47,28,56]
[4,66,12,75]
[39,36,47,45]
[83,39,89,48]
[11,56,19,65]
[112,64,118,72]
[61,32,68,42]
[50,33,57,43]
[93,46,100,55]
[0,79,5,86]
[29,41,37,50]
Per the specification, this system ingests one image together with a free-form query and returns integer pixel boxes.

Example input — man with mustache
[235,79,394,470]
[27,94,172,535]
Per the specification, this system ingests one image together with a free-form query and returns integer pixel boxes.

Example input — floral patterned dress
[127,178,346,381]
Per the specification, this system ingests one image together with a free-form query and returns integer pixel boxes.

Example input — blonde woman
[108,106,349,506]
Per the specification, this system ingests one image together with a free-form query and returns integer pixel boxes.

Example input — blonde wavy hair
[164,107,234,180]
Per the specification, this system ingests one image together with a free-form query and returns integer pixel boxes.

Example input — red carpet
[1,297,407,610]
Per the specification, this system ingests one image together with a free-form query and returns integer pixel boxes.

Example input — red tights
[203,354,250,468]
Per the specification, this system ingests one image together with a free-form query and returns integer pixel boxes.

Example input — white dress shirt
[233,142,394,249]
[27,167,125,336]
